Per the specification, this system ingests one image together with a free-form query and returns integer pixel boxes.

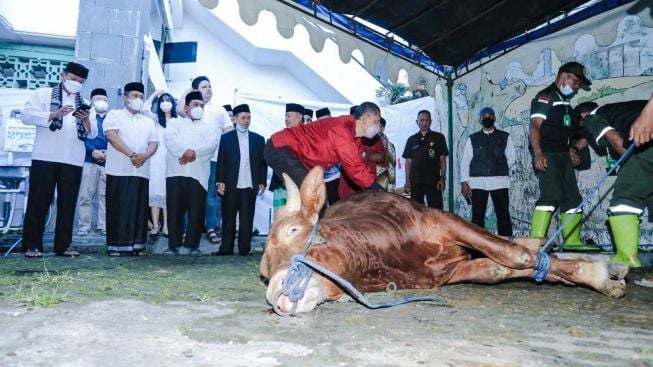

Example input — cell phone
[75,103,92,114]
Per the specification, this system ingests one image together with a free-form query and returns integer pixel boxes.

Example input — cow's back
[310,191,469,292]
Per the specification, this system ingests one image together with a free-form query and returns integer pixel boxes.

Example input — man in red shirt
[338,130,386,198]
[264,102,384,191]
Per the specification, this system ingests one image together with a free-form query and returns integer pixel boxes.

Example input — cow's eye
[286,226,298,236]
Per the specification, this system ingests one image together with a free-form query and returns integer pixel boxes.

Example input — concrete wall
[163,6,334,106]
[436,4,653,243]
[75,0,151,109]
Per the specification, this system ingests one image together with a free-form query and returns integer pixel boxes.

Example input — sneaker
[77,229,89,236]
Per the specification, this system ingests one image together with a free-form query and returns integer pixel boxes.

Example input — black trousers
[264,140,308,188]
[325,179,340,206]
[411,183,443,210]
[22,160,82,253]
[166,176,207,249]
[220,187,256,255]
[471,188,512,237]
[106,175,149,252]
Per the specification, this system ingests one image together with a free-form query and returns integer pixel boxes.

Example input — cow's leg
[439,216,535,268]
[446,220,628,297]
[440,258,627,298]
[445,258,567,284]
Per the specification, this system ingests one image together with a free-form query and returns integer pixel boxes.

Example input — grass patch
[0,254,265,308]
[8,284,68,307]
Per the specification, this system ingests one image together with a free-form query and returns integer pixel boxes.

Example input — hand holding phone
[73,103,92,119]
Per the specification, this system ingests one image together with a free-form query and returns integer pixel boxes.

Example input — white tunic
[104,109,158,179]
[21,87,98,166]
[148,123,168,199]
[236,129,253,189]
[204,102,233,162]
[164,117,219,191]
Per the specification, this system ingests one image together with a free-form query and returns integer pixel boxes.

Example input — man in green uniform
[574,100,651,271]
[528,61,598,251]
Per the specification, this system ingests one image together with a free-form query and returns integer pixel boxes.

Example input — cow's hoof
[607,263,629,280]
[599,279,626,298]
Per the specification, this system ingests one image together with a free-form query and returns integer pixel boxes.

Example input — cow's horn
[282,173,301,212]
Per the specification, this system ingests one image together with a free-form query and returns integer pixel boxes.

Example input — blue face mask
[236,125,248,133]
[560,84,574,96]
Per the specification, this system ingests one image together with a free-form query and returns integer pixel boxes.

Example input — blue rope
[539,143,636,254]
[532,143,636,283]
[276,224,448,314]
[533,252,550,283]
[280,256,315,303]
[290,255,448,309]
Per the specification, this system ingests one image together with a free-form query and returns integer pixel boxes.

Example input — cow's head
[260,167,327,314]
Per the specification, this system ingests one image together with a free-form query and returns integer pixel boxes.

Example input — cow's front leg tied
[533,252,551,283]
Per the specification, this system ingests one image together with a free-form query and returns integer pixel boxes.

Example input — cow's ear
[283,173,302,212]
[274,173,302,221]
[300,166,326,224]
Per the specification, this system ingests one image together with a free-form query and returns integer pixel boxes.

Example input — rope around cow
[532,143,637,283]
[272,225,449,316]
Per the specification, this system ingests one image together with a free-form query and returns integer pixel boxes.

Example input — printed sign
[3,118,35,153]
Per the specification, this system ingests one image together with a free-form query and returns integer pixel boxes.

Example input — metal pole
[446,69,454,212]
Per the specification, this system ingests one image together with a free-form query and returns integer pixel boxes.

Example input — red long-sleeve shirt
[338,136,385,198]
[270,115,376,189]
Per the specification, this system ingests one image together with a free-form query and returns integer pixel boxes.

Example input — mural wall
[440,5,653,244]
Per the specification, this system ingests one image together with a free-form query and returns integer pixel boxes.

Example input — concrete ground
[0,234,652,367]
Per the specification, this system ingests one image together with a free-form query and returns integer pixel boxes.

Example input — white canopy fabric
[198,0,439,89]
[198,0,653,86]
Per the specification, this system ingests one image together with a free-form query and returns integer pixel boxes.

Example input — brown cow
[261,167,628,315]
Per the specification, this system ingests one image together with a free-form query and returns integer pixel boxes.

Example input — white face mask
[190,106,204,120]
[127,97,144,111]
[560,84,574,96]
[93,100,108,113]
[364,123,381,139]
[236,124,248,133]
[159,101,173,113]
[63,79,83,94]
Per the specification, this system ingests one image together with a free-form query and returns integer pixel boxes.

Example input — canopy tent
[198,0,648,85]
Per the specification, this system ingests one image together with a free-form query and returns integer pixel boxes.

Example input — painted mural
[443,11,653,245]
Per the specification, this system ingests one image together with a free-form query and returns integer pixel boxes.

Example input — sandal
[133,249,148,256]
[207,229,221,244]
[24,248,43,258]
[108,251,125,257]
[56,248,80,257]
[189,248,203,256]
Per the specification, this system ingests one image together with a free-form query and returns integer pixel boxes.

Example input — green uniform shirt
[582,100,653,215]
[530,84,574,152]
[584,100,648,155]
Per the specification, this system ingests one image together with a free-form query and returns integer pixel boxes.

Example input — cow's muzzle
[272,288,298,316]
